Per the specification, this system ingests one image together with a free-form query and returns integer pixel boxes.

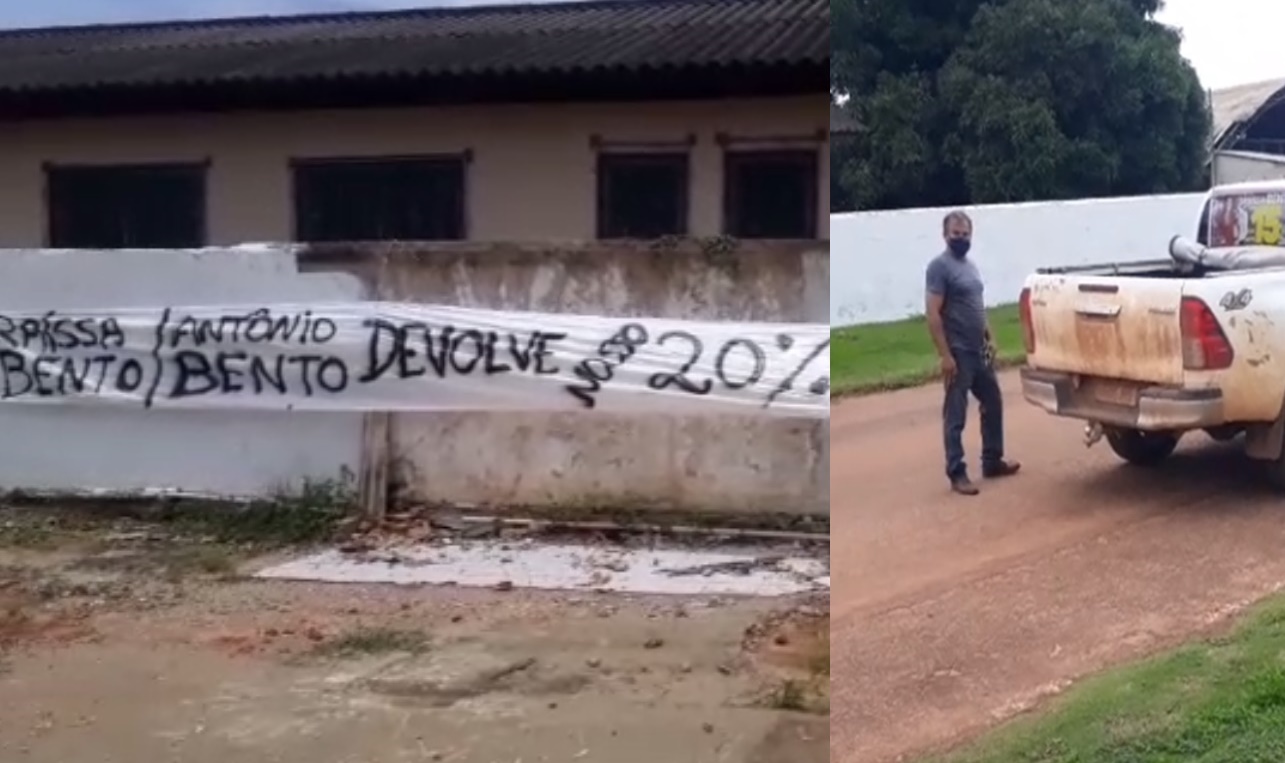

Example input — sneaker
[950,476,980,496]
[983,460,1021,479]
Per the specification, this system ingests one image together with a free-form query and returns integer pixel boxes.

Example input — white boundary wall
[0,246,365,497]
[831,193,1208,326]
[0,243,828,515]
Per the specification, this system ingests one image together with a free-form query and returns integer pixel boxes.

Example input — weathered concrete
[0,240,827,518]
[391,410,827,516]
[304,239,830,517]
[300,239,821,321]
[802,249,829,324]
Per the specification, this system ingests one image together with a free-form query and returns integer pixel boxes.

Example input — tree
[831,0,1209,211]
[831,134,855,212]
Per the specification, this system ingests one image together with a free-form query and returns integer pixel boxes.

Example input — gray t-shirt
[925,251,987,354]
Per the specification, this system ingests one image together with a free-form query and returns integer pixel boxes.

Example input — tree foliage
[831,0,1209,212]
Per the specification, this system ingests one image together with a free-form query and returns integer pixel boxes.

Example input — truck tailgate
[1026,276,1186,386]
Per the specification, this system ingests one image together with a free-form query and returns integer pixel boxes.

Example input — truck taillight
[1180,296,1234,370]
[1018,287,1036,355]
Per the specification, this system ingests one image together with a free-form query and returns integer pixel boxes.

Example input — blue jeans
[943,350,1004,480]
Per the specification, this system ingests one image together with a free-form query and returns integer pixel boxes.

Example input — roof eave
[0,60,828,120]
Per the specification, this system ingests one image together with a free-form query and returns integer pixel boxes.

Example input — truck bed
[1019,180,1285,436]
[1020,261,1285,427]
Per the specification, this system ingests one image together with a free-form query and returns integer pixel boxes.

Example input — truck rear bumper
[1019,368,1224,432]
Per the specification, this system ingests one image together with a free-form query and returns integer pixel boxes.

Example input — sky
[1155,0,1285,91]
[0,1,1281,93]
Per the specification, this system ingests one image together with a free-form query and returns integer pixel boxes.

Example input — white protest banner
[0,303,829,418]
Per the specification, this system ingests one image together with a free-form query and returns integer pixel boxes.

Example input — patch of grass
[167,471,357,549]
[311,627,430,659]
[760,676,828,715]
[758,619,829,716]
[832,304,1025,397]
[766,679,811,711]
[935,595,1285,763]
[159,546,240,581]
[1,467,358,554]
[0,522,57,550]
[71,543,241,583]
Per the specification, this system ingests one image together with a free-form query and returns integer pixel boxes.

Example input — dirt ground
[0,507,827,763]
[831,372,1285,763]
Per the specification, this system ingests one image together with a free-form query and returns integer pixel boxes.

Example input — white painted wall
[0,247,365,497]
[831,193,1208,326]
[1211,151,1285,186]
[0,243,827,514]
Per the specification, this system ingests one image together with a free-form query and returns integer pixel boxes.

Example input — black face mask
[947,238,971,258]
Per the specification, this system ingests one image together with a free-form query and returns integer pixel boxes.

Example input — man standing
[925,211,1020,495]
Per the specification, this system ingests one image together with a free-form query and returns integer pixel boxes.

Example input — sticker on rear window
[1209,192,1285,247]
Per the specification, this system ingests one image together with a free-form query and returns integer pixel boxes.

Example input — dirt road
[831,372,1285,763]
[0,510,827,763]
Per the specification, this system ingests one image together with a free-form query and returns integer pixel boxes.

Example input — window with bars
[292,156,468,243]
[724,150,819,239]
[596,152,690,239]
[46,163,207,249]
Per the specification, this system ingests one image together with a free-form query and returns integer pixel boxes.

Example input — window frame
[289,153,471,244]
[722,148,820,240]
[43,160,210,249]
[595,150,692,240]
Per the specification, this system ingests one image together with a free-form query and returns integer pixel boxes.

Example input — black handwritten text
[0,312,125,353]
[167,308,337,348]
[359,320,565,383]
[565,323,650,408]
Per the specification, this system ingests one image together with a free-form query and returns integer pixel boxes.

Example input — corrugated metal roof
[1211,77,1285,146]
[0,0,827,93]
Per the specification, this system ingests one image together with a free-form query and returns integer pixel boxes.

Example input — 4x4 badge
[1220,288,1253,311]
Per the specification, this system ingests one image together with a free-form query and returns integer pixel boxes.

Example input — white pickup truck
[1019,179,1285,486]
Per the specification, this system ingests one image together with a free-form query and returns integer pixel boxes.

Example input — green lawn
[935,596,1285,763]
[831,304,1025,396]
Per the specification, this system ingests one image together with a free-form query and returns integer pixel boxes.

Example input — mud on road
[831,372,1285,763]
[0,507,827,763]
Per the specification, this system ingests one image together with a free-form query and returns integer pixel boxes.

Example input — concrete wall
[0,240,829,517]
[831,193,1208,326]
[0,247,365,497]
[308,240,829,517]
[0,96,830,245]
